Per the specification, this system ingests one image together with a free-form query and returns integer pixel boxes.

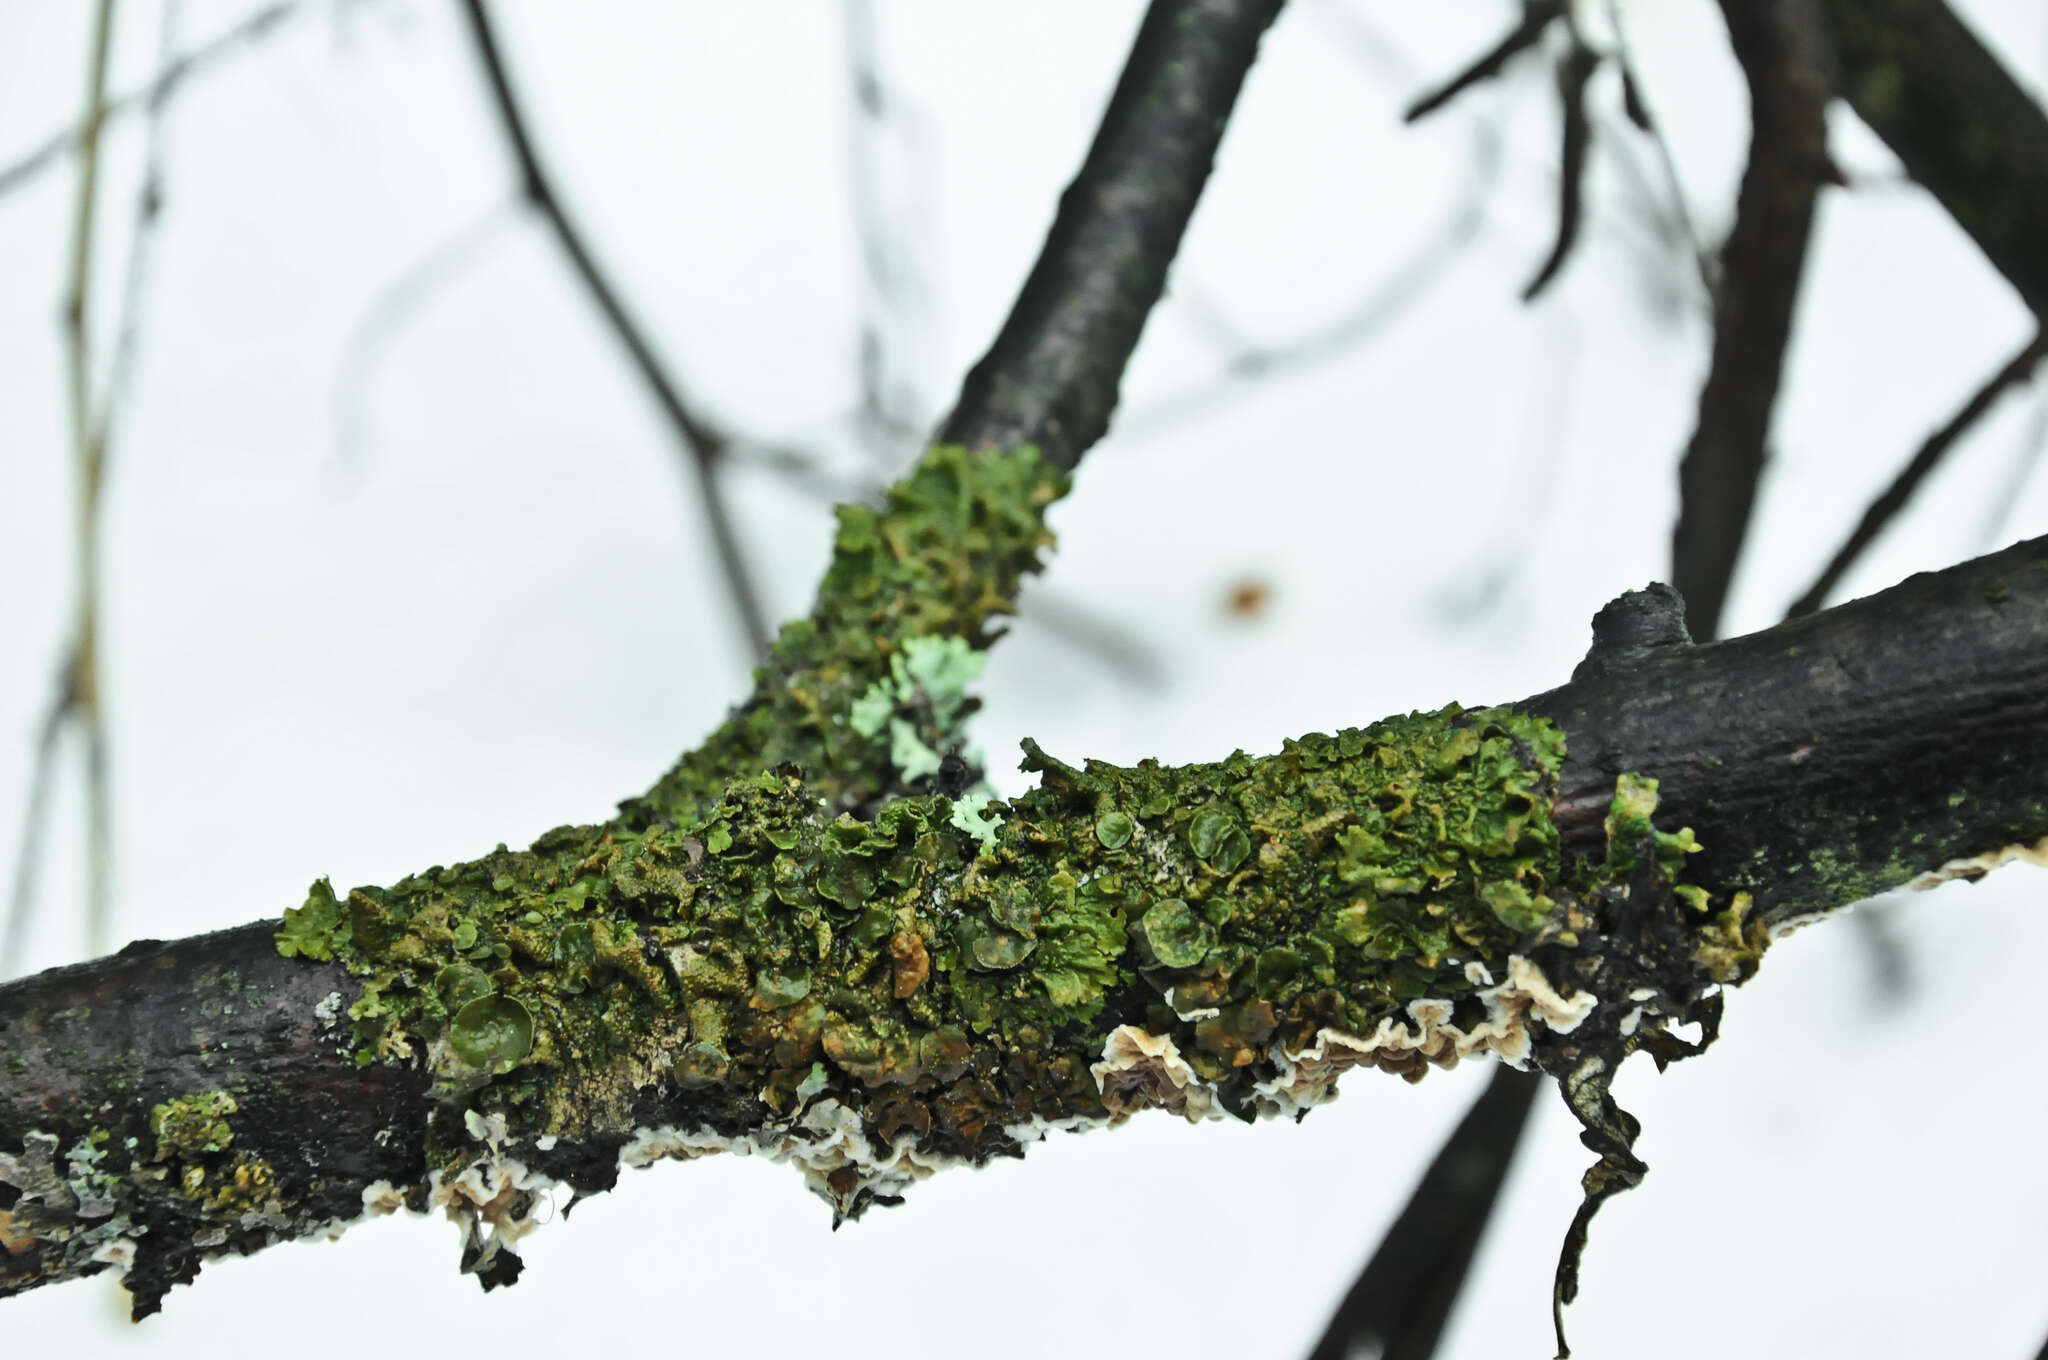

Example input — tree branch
[1669,0,1831,642]
[1303,1063,1541,1360]
[8,530,2048,1317]
[1403,0,1563,125]
[938,0,1286,470]
[1787,329,2046,617]
[1824,0,2048,323]
[456,0,773,662]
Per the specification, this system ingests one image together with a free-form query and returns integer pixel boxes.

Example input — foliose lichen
[277,700,1726,1227]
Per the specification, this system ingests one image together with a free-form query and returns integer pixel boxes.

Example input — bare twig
[1305,1067,1543,1360]
[63,0,119,961]
[1978,390,2048,549]
[1668,0,1830,643]
[94,1,183,467]
[1404,0,1563,124]
[1825,0,2048,324]
[0,2,294,204]
[843,0,936,472]
[1521,39,1599,302]
[1122,117,1503,442]
[939,0,1288,471]
[1786,331,2047,617]
[0,697,70,979]
[1600,0,1714,298]
[456,0,772,662]
[330,198,521,469]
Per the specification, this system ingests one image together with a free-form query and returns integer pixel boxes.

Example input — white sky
[4,2,2048,1356]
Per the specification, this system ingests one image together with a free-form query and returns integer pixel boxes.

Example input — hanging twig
[1304,1066,1543,1360]
[455,0,773,663]
[329,198,521,470]
[1404,0,1564,124]
[1521,39,1599,302]
[1600,0,1714,299]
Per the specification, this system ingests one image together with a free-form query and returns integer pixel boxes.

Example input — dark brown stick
[1825,0,2048,323]
[938,0,1287,471]
[1668,0,1831,642]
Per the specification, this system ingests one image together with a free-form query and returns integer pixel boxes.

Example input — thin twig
[1121,117,1503,443]
[93,0,183,468]
[1521,39,1599,301]
[1785,331,2047,617]
[1304,1067,1543,1360]
[938,0,1287,471]
[1601,0,1714,298]
[0,2,295,204]
[1668,0,1830,643]
[843,0,935,472]
[455,0,773,662]
[330,198,521,470]
[63,0,119,960]
[1404,0,1563,124]
[0,697,71,979]
[1977,390,2048,550]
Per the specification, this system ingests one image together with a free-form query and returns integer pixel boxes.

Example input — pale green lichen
[947,792,1003,851]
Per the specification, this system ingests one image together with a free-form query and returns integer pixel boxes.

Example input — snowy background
[4,2,2048,1356]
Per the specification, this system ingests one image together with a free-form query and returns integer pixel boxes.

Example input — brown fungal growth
[889,932,931,999]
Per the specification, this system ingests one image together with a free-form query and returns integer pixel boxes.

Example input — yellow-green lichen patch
[149,1092,238,1159]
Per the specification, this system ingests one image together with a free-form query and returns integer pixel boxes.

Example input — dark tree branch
[1668,0,1831,643]
[1787,330,2047,618]
[1403,0,1564,124]
[11,532,2048,1314]
[937,0,1286,471]
[1303,1063,1541,1360]
[1824,0,2048,323]
[1521,40,1599,302]
[455,0,773,662]
[1532,538,2048,923]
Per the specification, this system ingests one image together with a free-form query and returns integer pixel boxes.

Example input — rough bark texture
[1533,540,2048,926]
[0,924,426,1313]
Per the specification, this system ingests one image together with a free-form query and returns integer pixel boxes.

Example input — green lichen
[149,1092,238,1159]
[621,445,1068,829]
[276,878,347,962]
[947,792,1002,851]
[280,702,1645,1166]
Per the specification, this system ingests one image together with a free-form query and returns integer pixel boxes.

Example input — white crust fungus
[1904,835,2048,892]
[618,1099,965,1220]
[1090,1026,1215,1122]
[1094,953,1599,1122]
